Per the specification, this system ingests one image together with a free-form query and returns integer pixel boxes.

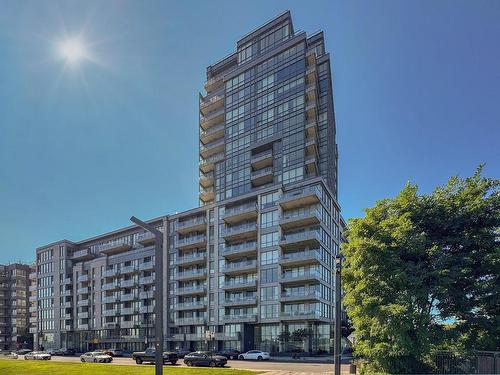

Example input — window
[260,268,277,284]
[261,250,278,266]
[261,191,280,209]
[238,42,253,64]
[260,232,278,248]
[261,211,278,228]
[260,286,278,301]
[260,304,279,319]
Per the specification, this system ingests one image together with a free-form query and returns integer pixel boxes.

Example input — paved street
[47,355,351,374]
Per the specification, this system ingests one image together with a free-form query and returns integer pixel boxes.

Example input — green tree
[342,167,499,374]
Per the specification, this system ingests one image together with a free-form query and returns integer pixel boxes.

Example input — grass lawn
[0,360,260,375]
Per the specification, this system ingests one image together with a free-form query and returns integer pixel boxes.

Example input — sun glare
[58,38,88,65]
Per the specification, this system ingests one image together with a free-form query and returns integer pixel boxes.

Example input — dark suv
[217,349,241,360]
[184,351,227,367]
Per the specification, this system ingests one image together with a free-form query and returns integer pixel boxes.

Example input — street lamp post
[334,256,342,375]
[130,216,164,375]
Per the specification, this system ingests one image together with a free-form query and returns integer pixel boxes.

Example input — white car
[238,350,270,360]
[24,351,51,360]
[0,351,18,359]
[80,351,113,363]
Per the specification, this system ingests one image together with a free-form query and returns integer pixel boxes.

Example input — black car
[217,349,241,360]
[184,351,227,367]
[16,349,32,355]
[175,349,192,359]
[59,348,76,356]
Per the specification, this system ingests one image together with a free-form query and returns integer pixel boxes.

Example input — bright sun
[59,38,88,65]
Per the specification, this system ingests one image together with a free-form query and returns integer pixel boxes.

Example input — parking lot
[48,355,342,374]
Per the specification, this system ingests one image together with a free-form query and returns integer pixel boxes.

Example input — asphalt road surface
[48,355,349,374]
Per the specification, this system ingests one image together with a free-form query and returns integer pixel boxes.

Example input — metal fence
[433,351,500,375]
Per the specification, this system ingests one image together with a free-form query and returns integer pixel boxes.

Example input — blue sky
[0,0,499,263]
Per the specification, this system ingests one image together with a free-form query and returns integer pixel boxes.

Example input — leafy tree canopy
[342,166,499,373]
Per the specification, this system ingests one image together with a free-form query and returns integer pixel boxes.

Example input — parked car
[184,351,227,367]
[80,351,113,363]
[47,348,58,355]
[175,349,192,358]
[24,351,51,360]
[217,349,241,360]
[132,348,178,365]
[104,348,124,357]
[58,348,76,356]
[238,350,270,360]
[0,351,18,359]
[16,349,32,355]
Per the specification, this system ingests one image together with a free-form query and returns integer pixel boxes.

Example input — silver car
[0,351,18,359]
[80,351,113,363]
[24,351,51,360]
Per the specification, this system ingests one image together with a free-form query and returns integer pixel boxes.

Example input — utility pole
[334,256,342,375]
[131,216,163,375]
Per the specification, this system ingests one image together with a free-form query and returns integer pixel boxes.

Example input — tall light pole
[131,216,163,375]
[334,255,342,375]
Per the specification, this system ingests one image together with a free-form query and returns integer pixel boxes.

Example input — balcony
[305,120,318,138]
[305,101,317,119]
[77,274,89,283]
[29,327,37,334]
[121,265,137,274]
[305,82,317,101]
[139,290,154,299]
[215,333,239,341]
[280,250,322,267]
[305,155,318,175]
[175,285,206,296]
[222,223,257,241]
[120,279,136,288]
[305,65,317,83]
[223,203,258,224]
[200,107,224,130]
[78,311,89,319]
[177,269,207,281]
[200,90,224,115]
[305,136,317,156]
[121,307,138,315]
[175,317,206,325]
[177,253,207,267]
[250,149,273,169]
[280,310,327,322]
[103,268,118,278]
[222,241,257,259]
[29,306,37,313]
[120,293,136,302]
[29,285,37,292]
[77,287,89,295]
[222,314,258,323]
[280,230,321,249]
[139,305,155,313]
[200,138,225,159]
[204,74,224,92]
[166,333,185,341]
[177,234,206,249]
[139,261,154,271]
[222,296,257,307]
[280,290,322,303]
[29,316,37,323]
[199,152,224,173]
[139,276,154,285]
[77,324,89,330]
[29,272,37,279]
[72,248,95,261]
[279,186,321,210]
[102,295,118,304]
[185,333,205,341]
[103,322,118,329]
[199,172,215,188]
[62,277,72,285]
[102,283,119,291]
[222,279,257,291]
[77,299,89,307]
[221,260,258,275]
[200,123,225,144]
[137,232,156,246]
[251,166,273,186]
[199,187,215,202]
[176,216,206,234]
[306,50,316,66]
[120,321,136,329]
[98,241,132,256]
[279,270,322,284]
[175,301,207,311]
[279,209,321,230]
[61,289,72,296]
